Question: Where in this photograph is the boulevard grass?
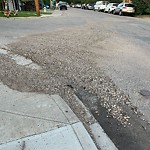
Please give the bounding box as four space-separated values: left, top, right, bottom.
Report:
0 11 52 17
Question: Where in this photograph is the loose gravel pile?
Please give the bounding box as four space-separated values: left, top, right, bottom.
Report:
0 25 132 126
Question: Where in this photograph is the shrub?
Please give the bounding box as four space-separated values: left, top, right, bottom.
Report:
132 0 150 15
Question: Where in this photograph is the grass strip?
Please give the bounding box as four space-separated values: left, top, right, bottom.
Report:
0 11 52 17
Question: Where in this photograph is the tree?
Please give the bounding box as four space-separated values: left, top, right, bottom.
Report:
42 0 49 5
0 0 4 10
132 0 150 14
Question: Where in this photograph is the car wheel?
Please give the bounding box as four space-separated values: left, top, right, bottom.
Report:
113 10 116 15
131 13 135 17
119 11 122 16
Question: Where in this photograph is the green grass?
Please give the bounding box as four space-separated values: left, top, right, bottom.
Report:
0 11 52 17
0 11 4 17
16 11 37 17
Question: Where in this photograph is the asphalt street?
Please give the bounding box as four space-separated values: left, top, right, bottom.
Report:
0 8 150 150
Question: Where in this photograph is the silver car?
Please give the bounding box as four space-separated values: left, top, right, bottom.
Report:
114 3 135 16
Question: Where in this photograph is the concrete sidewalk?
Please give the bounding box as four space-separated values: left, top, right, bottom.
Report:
0 83 98 150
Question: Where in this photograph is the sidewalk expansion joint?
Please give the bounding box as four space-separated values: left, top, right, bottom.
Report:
0 126 70 146
0 109 69 125
51 96 71 124
71 125 85 150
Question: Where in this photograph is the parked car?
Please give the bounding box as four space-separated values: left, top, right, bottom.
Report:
71 4 75 8
104 3 118 13
75 4 82 8
94 1 101 11
81 4 87 9
87 3 95 10
94 1 109 12
59 2 67 10
113 3 135 16
99 1 109 12
67 4 70 8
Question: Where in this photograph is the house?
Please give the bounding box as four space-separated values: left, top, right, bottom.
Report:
1 0 21 11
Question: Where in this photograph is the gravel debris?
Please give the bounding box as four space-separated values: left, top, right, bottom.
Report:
0 25 132 127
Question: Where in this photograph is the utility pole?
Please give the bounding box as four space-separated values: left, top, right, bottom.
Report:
34 0 40 16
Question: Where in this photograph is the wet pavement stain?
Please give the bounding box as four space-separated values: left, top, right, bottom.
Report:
139 90 150 97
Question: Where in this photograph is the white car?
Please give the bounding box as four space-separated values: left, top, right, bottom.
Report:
94 1 109 12
76 4 82 8
104 3 118 13
94 1 102 11
99 1 109 12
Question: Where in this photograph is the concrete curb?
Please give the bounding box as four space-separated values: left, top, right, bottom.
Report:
74 95 118 150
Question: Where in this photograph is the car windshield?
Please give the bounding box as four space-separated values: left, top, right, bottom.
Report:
125 4 134 7
113 3 118 6
59 2 67 5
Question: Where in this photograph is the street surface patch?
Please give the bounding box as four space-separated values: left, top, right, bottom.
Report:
0 47 41 70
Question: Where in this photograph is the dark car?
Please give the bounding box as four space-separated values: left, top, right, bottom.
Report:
59 3 67 10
